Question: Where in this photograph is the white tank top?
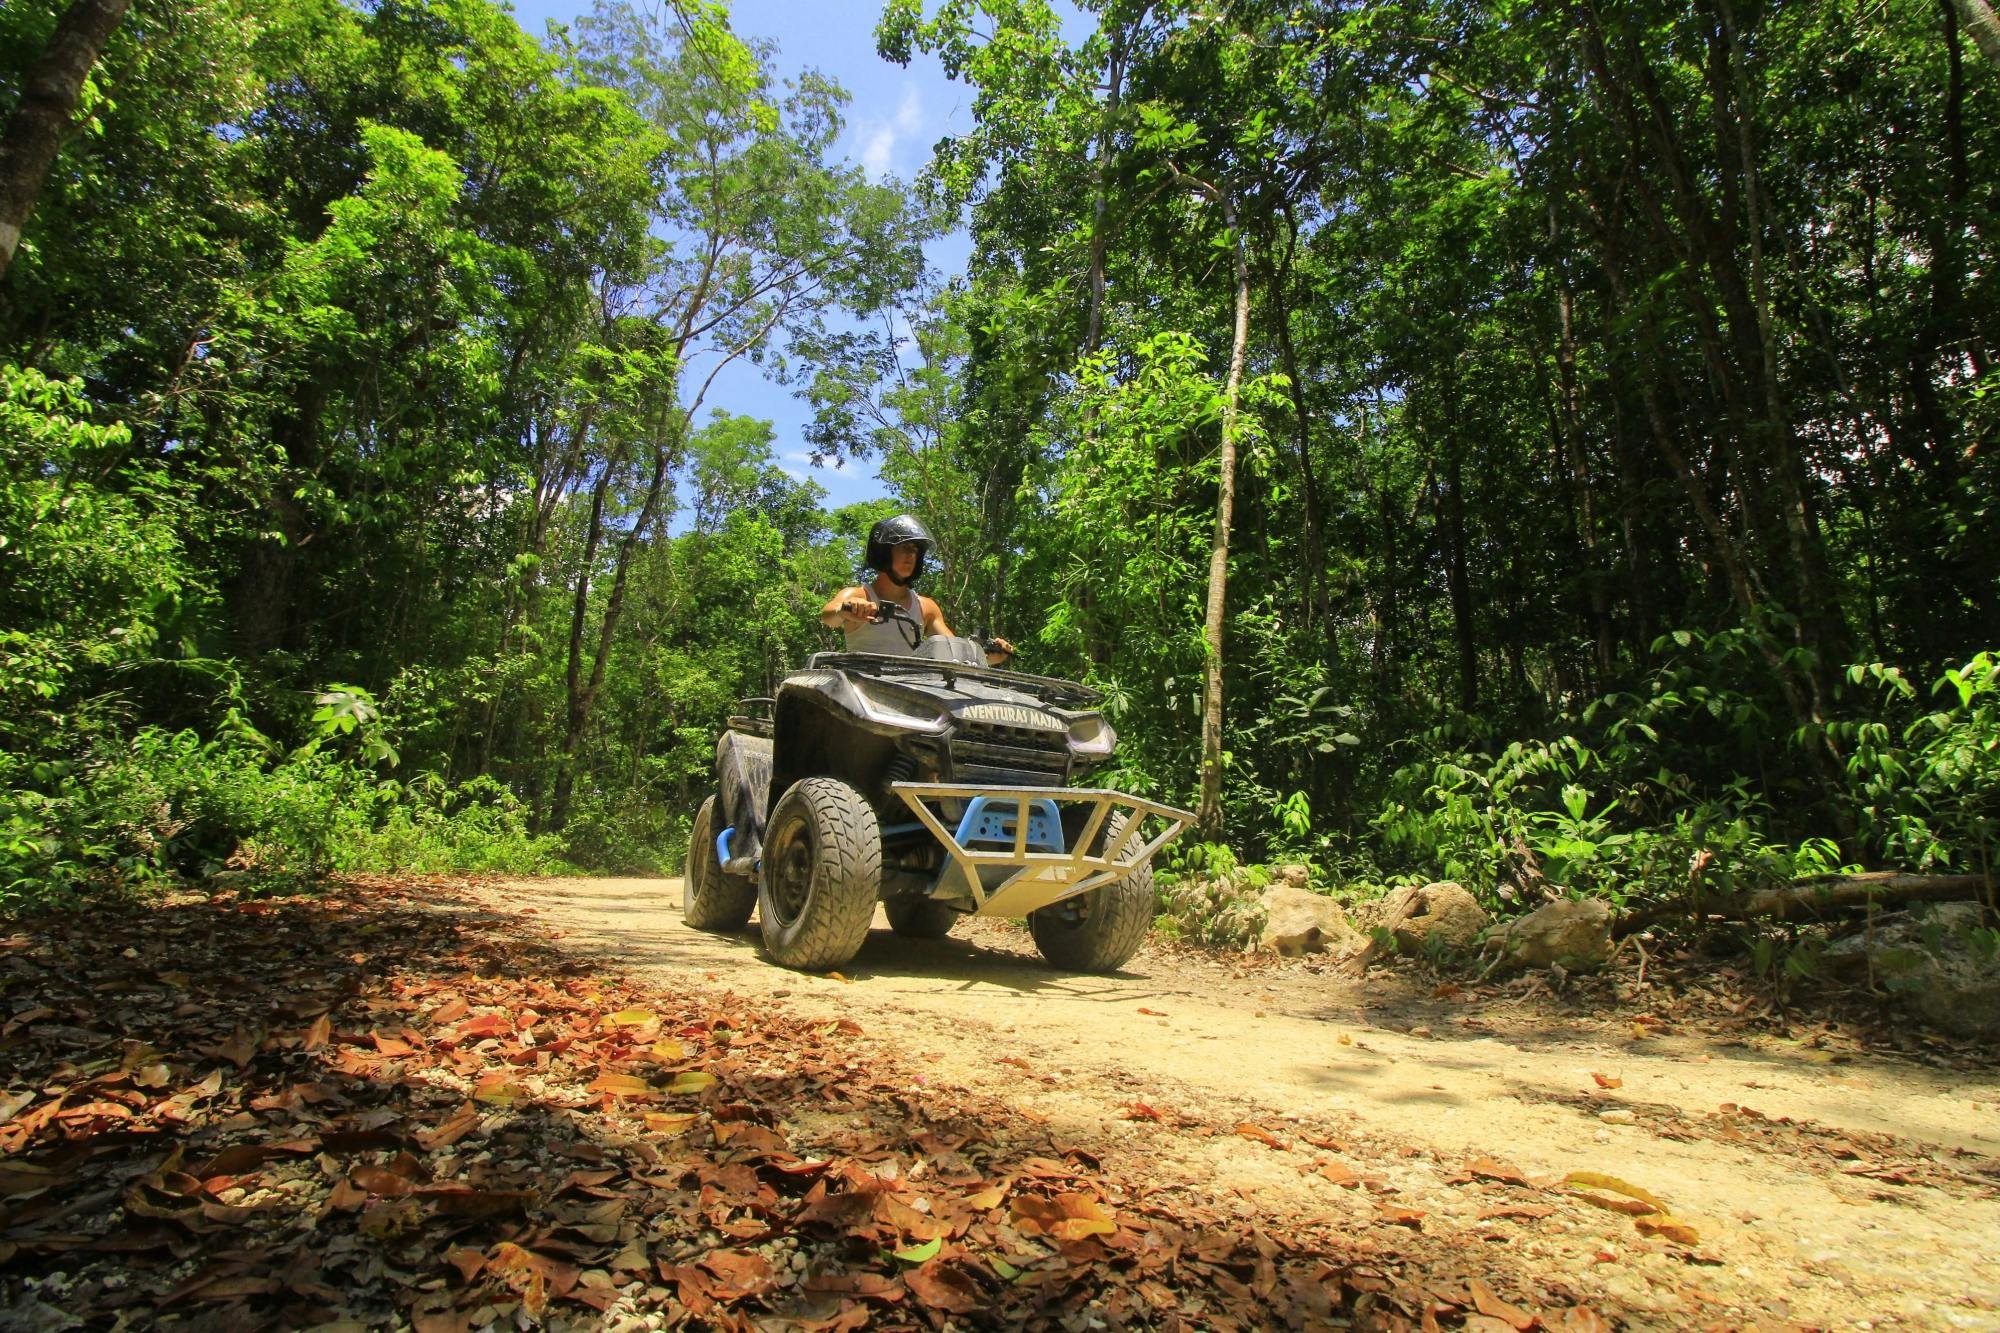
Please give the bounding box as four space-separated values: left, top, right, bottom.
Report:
841 586 924 655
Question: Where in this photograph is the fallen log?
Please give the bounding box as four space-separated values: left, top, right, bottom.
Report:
1617 872 1992 934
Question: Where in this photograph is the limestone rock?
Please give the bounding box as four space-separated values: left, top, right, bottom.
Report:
1256 883 1363 956
1382 881 1490 954
1487 897 1614 972
1275 863 1312 889
1823 901 2000 1039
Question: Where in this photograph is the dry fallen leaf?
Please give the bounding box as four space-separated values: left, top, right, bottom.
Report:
589 1072 654 1098
1470 1277 1536 1330
1590 1071 1623 1089
1235 1122 1288 1149
1635 1214 1701 1245
415 1103 479 1150
1049 1193 1117 1240
1573 1190 1659 1217
1316 1161 1363 1189
907 1260 982 1312
1466 1157 1531 1187
1563 1171 1667 1213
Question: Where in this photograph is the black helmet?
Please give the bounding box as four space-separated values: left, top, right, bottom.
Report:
866 513 936 585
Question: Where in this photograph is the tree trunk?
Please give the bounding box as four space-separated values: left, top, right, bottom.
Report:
1196 187 1251 843
1948 0 2000 69
1444 453 1477 715
1083 19 1132 355
0 0 131 280
551 473 612 830
1268 221 1330 636
1555 267 1614 683
550 434 678 830
1619 872 1993 932
1715 0 1847 676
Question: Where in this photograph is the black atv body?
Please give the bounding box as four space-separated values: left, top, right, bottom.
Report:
684 639 1190 973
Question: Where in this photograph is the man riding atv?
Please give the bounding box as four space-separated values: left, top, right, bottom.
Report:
819 515 1014 666
685 510 1192 975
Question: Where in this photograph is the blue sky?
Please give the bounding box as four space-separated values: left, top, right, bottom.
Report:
504 0 994 513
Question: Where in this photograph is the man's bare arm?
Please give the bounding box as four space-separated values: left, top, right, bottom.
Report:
820 586 875 629
921 596 952 638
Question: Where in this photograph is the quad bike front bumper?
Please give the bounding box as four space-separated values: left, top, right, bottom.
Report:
890 782 1194 918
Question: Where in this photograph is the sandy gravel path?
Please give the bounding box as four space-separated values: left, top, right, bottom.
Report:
479 876 2000 1331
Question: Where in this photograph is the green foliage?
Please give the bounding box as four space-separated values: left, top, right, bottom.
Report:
0 0 934 902
5 0 1998 925
333 775 569 877
1362 650 2000 911
1839 655 2000 876
1153 862 1264 950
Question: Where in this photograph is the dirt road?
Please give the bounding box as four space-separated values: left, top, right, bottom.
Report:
484 876 2000 1331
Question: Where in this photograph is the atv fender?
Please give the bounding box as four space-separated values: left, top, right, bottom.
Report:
715 730 773 871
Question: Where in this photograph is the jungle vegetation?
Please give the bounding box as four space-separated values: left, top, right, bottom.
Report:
2 0 1995 920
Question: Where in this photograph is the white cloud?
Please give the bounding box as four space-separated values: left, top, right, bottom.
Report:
858 82 924 181
778 449 843 483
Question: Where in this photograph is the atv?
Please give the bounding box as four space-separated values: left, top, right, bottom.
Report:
682 602 1192 973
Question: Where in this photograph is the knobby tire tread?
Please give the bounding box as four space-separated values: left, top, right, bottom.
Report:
1030 812 1153 972
684 795 756 931
758 777 879 971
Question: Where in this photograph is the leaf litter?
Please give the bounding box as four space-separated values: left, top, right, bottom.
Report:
0 876 1621 1330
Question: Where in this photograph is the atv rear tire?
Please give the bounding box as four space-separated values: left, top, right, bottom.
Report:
684 795 757 932
884 897 957 939
1030 812 1153 972
757 777 881 971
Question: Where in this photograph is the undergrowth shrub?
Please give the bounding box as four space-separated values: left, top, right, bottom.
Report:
560 786 689 877
1366 644 1999 912
1153 869 1266 949
1155 844 1316 949
0 725 570 914
331 774 569 876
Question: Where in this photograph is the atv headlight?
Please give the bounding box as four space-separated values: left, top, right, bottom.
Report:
854 680 949 733
1067 713 1116 757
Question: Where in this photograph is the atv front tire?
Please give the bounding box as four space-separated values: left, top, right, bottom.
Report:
757 777 881 970
1029 812 1153 972
884 897 957 939
684 795 757 932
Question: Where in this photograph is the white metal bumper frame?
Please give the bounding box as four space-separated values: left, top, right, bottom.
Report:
890 782 1195 918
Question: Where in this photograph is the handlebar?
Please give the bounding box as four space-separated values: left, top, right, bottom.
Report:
844 596 1013 661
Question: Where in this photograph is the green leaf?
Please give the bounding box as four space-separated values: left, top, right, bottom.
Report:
890 1237 942 1265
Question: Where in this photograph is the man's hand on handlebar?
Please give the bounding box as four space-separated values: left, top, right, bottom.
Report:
832 590 877 627
984 636 1015 665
